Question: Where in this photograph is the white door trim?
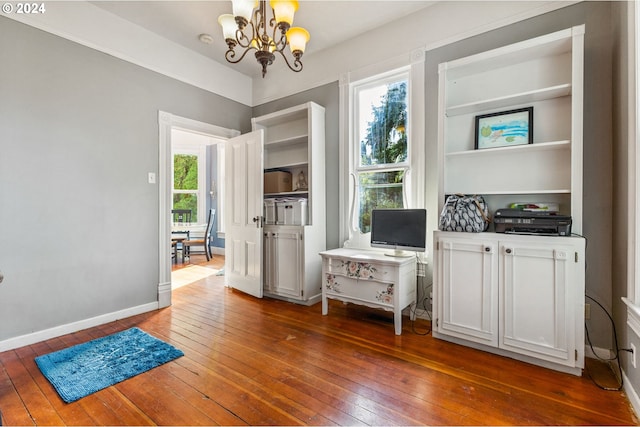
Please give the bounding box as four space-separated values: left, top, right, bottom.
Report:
158 111 240 307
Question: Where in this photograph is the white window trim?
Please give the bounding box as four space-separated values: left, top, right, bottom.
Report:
624 0 640 337
339 48 426 249
217 143 226 238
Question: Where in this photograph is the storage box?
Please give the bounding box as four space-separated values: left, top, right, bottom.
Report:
264 199 277 224
279 198 308 225
264 171 292 194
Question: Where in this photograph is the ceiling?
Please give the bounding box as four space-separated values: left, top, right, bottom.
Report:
91 1 436 78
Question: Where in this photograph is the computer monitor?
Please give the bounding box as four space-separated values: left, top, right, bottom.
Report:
370 208 427 257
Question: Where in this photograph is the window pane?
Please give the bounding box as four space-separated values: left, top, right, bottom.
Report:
358 170 405 233
173 193 197 222
174 154 198 190
358 79 408 167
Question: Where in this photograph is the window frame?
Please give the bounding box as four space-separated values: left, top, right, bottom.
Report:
349 67 413 234
338 49 426 249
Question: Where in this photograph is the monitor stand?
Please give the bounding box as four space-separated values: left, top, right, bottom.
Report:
385 249 414 258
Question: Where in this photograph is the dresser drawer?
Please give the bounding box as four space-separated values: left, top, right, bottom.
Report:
325 258 396 281
324 273 394 308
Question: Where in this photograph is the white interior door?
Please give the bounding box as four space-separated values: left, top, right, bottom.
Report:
224 130 264 298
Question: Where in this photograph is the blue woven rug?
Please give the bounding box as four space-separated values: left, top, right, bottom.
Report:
35 327 184 403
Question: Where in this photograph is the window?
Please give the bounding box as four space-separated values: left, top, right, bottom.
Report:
353 70 410 233
172 153 199 222
171 143 207 224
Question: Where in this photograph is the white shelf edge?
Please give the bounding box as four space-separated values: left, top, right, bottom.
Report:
252 104 309 127
446 84 571 117
265 134 308 147
264 162 308 170
443 189 572 195
265 190 309 197
446 140 570 157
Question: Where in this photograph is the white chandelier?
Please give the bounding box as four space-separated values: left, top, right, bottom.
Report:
218 0 310 78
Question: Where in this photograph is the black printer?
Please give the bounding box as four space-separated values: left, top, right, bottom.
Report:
493 209 572 236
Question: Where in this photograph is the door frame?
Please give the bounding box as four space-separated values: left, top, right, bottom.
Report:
158 111 240 307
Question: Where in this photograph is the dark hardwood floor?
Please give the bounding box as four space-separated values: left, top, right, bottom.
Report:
0 254 637 425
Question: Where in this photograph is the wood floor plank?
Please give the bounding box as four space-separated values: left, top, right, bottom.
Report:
0 254 637 426
0 350 64 425
0 358 35 426
14 342 98 426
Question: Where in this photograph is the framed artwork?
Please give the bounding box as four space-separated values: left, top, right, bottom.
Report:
474 107 533 150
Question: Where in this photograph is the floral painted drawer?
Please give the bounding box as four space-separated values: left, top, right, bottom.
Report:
326 258 395 281
324 273 394 307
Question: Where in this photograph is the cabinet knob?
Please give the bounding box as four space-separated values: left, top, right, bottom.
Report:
484 246 491 252
505 248 512 254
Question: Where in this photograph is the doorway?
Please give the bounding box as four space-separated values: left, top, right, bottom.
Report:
157 111 240 307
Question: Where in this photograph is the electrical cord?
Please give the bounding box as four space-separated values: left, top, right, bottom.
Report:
411 254 432 335
574 233 629 390
584 294 630 391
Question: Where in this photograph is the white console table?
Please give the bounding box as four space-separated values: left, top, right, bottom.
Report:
319 248 417 335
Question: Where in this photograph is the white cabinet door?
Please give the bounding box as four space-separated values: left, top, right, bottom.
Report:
272 229 303 298
263 226 302 298
224 130 264 299
436 235 499 347
500 240 576 366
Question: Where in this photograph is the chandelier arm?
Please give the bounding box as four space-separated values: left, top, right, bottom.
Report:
234 20 255 49
276 49 303 73
270 24 287 52
225 45 256 64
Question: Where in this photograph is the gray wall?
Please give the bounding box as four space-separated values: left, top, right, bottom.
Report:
0 16 251 341
424 1 614 349
253 82 340 250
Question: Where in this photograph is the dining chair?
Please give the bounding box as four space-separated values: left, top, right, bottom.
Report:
171 209 192 224
183 208 215 261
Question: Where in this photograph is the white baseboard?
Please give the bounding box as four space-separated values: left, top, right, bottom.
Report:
585 345 613 360
0 302 159 352
622 368 640 419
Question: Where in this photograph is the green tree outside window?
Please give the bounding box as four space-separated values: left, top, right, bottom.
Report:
173 154 198 222
357 79 408 233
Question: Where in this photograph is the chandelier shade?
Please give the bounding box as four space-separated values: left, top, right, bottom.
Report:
218 0 309 77
286 27 309 54
271 0 298 27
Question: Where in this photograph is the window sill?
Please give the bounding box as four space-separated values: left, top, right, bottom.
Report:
623 297 640 338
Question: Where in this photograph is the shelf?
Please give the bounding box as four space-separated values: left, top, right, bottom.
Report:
265 190 309 197
265 134 307 147
446 140 570 157
446 84 571 117
265 161 307 170
253 104 309 127
466 189 572 195
443 28 573 80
